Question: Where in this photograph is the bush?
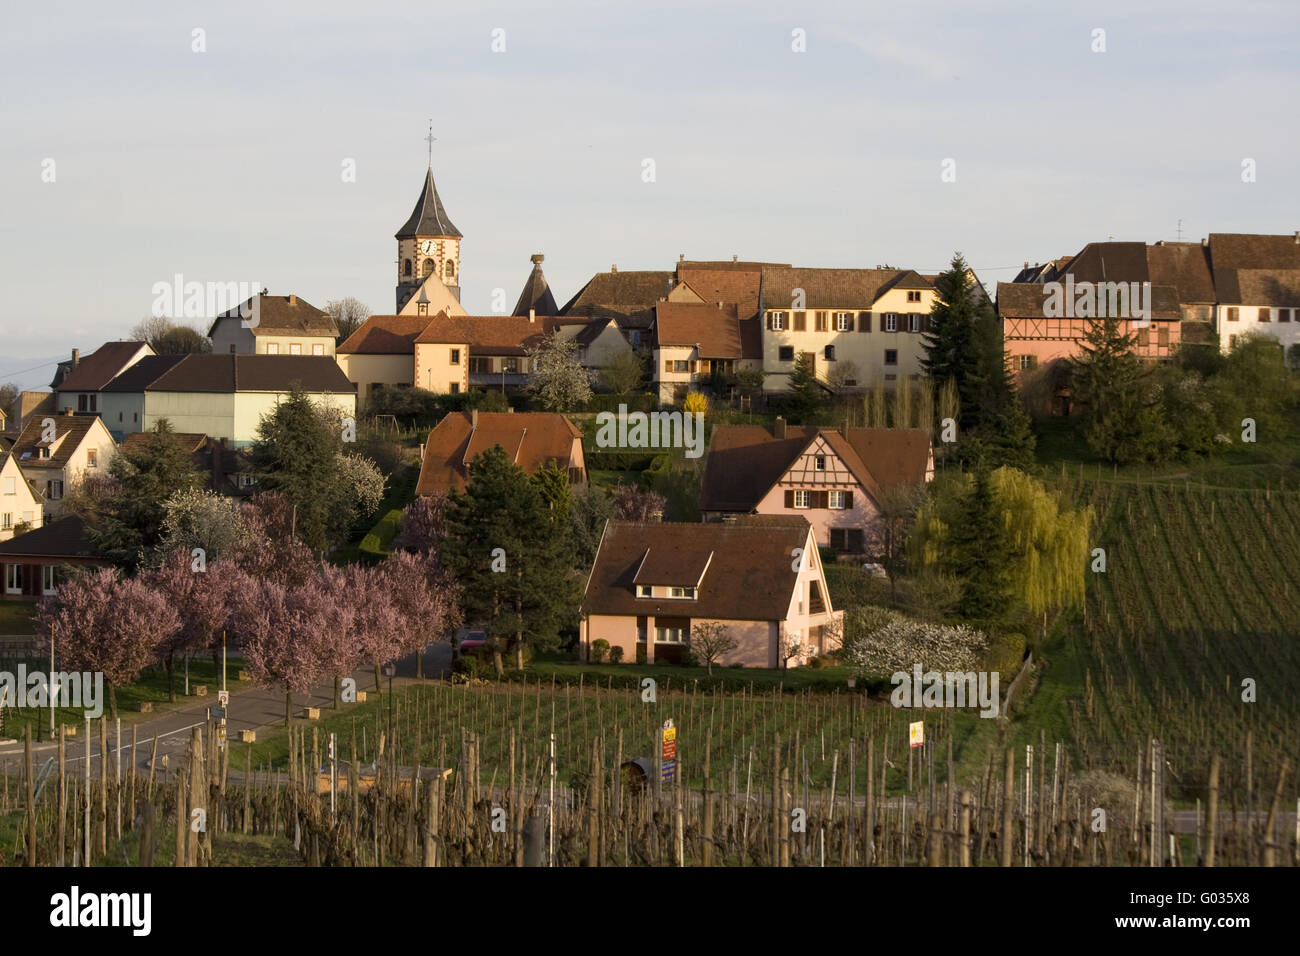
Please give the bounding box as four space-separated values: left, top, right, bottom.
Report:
635 644 647 664
682 391 708 416
609 646 624 664
590 639 610 664
983 632 1026 680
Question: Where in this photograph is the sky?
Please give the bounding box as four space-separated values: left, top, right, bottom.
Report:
2 0 1297 389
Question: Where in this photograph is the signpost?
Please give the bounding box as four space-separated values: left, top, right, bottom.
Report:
661 719 677 785
909 720 925 749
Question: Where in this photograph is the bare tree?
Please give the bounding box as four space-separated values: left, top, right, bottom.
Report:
864 483 924 601
827 360 860 393
690 621 737 675
129 316 211 354
779 629 803 670
324 297 370 343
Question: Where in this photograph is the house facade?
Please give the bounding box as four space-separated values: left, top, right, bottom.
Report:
0 516 111 600
0 452 43 540
1208 233 1300 358
580 517 842 668
651 301 763 403
701 419 933 552
208 294 339 357
8 412 117 519
52 341 154 415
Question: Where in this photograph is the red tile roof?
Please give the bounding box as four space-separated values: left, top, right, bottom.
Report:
653 302 760 359
55 342 151 392
415 412 584 495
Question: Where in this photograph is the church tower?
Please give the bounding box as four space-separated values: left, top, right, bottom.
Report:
395 164 462 312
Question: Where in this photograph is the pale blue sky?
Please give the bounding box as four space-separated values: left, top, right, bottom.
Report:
2 0 1297 388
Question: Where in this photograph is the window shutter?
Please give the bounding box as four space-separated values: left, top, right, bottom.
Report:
664 359 672 373
793 311 806 332
784 490 794 508
814 490 828 509
861 311 872 332
844 491 853 509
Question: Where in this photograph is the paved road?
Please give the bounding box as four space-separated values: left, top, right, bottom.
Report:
0 643 451 777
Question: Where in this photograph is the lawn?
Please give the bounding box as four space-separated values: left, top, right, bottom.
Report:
0 602 35 635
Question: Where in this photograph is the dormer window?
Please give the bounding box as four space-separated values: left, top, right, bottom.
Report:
669 586 696 599
638 585 652 597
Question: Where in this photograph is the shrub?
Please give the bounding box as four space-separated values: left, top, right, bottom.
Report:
982 632 1027 680
590 638 610 664
683 391 708 416
609 646 624 664
842 617 988 676
635 644 647 664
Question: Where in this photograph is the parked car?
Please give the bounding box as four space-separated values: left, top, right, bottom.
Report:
453 628 488 660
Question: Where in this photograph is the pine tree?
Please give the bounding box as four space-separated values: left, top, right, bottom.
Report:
921 254 982 427
786 352 823 423
1069 316 1168 463
251 385 345 550
948 469 1011 628
445 447 580 675
964 309 1036 470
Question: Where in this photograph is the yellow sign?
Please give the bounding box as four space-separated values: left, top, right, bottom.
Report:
909 720 925 749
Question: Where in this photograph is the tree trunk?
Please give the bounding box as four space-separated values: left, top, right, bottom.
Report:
109 683 118 721
492 645 504 679
166 653 176 703
334 675 341 710
284 691 292 726
373 663 381 692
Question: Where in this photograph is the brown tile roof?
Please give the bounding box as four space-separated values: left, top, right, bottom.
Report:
758 267 906 311
995 277 1183 321
1209 233 1300 305
654 302 760 359
1146 242 1216 304
674 268 762 319
1063 242 1150 284
120 431 209 455
415 411 583 495
560 270 674 328
338 314 437 354
700 424 931 512
582 517 813 622
10 413 104 470
100 355 187 392
55 342 152 392
0 515 106 560
212 294 336 337
414 314 582 356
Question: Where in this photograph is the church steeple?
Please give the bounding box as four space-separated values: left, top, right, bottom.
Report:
396 158 463 311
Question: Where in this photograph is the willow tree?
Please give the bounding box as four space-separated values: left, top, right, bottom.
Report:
911 467 1093 634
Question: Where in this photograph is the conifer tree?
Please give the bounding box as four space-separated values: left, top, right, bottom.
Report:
1069 316 1168 463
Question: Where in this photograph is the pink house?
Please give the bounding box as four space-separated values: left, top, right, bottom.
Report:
580 516 841 669
700 419 933 553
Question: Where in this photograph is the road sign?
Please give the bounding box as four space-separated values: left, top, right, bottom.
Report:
217 690 229 707
661 719 677 783
661 759 676 783
909 720 925 749
211 706 227 721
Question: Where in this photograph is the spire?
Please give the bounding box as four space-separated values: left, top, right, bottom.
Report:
395 166 462 239
512 253 558 316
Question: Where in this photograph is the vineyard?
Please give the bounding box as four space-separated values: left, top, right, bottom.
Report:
1022 478 1300 809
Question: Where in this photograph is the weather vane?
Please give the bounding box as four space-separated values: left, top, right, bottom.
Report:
425 120 436 166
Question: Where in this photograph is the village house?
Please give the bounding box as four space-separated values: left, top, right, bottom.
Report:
415 409 586 495
98 354 356 445
580 516 842 668
8 411 117 519
700 418 933 553
0 451 43 540
208 293 339 357
1208 232 1300 358
0 515 111 600
650 301 763 403
50 341 155 416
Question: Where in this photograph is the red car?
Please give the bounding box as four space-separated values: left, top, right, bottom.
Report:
455 629 488 658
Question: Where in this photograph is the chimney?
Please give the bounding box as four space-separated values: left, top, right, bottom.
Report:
288 294 297 306
1294 231 1299 244
679 254 685 262
717 301 723 309
774 416 786 440
732 254 738 262
529 308 535 323
471 408 479 428
64 407 75 416
1023 262 1028 269
71 348 80 367
611 264 618 273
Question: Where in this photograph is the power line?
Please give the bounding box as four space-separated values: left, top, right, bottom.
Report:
0 358 60 380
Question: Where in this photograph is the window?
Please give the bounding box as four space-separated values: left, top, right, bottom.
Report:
793 311 806 332
119 412 123 422
769 311 787 331
884 313 899 332
815 455 826 471
1258 308 1271 322
884 349 898 366
2 477 13 495
47 479 63 500
266 343 280 355
417 302 428 316
793 490 811 509
449 383 460 394
829 490 850 509
859 311 873 333
669 586 696 599
824 345 836 361
908 314 922 333
450 349 461 365
133 413 138 423
778 346 794 362
1228 334 1237 349
1 513 10 530
654 624 687 644
39 447 50 459
87 448 98 468
815 311 827 332
289 343 302 355
78 394 88 412
503 358 520 373
1018 354 1038 371
1136 328 1150 347
1158 326 1169 347
469 357 490 374
1280 309 1292 323
422 258 435 277
638 585 653 597
239 475 255 488
5 564 21 594
42 566 57 595
403 259 412 277
672 360 690 373
312 343 324 356
907 290 922 303
808 580 825 614
830 528 865 552
229 345 236 354
835 312 853 331
1227 307 1239 322
445 260 455 280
